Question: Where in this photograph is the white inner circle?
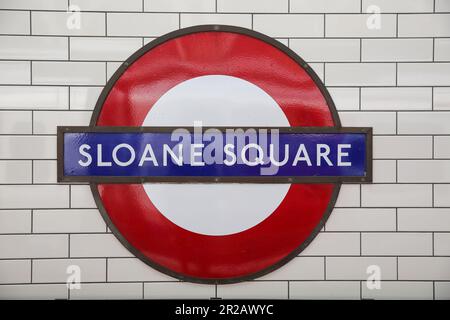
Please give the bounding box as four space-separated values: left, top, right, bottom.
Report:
142 75 291 236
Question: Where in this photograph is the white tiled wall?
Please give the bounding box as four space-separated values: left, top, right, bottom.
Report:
0 0 449 300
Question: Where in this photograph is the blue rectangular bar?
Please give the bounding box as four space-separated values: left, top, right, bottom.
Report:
60 128 371 182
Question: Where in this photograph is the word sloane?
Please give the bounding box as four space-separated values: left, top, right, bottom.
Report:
58 126 372 183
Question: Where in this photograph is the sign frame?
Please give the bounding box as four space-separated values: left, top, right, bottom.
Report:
57 125 372 184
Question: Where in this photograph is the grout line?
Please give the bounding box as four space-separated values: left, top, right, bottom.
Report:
359 232 362 256
359 38 362 62
433 281 435 300
1 231 450 237
68 86 71 109
3 34 450 40
395 111 398 135
0 256 449 265
431 86 435 110
432 232 435 255
30 258 33 283
395 63 398 86
3 59 450 64
0 279 447 288
359 281 362 300
432 135 435 159
1 9 450 14
396 256 399 280
358 87 361 110
1 84 450 89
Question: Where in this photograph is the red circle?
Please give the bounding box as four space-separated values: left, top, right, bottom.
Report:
93 29 338 282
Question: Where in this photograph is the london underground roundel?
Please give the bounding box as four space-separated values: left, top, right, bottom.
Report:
58 25 372 283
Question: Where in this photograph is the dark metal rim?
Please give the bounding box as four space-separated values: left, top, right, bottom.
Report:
88 25 344 284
